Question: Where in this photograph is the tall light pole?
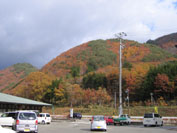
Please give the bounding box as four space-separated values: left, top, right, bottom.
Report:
115 32 127 116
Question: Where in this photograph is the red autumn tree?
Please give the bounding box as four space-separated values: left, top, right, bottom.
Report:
154 74 174 100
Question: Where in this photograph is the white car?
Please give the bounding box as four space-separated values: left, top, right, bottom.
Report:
0 112 16 126
0 126 16 133
91 115 107 131
143 113 163 127
38 113 51 124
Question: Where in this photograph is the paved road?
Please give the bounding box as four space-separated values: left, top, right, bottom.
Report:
38 119 177 133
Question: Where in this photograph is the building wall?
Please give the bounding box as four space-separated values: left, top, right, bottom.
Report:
0 103 42 114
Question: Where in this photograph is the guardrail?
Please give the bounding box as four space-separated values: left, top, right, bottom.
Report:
51 115 177 124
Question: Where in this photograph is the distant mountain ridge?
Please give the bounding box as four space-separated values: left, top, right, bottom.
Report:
0 63 37 93
147 32 177 54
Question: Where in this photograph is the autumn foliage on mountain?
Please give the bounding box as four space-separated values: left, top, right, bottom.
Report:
147 32 177 54
1 34 177 106
0 63 37 93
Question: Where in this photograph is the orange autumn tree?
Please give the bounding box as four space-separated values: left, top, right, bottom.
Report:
66 84 84 107
82 89 96 106
96 87 111 105
82 88 111 106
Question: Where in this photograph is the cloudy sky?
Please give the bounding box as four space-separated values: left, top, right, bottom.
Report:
0 0 177 70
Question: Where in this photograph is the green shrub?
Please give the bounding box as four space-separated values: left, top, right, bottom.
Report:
142 44 173 62
13 63 37 76
123 60 132 70
87 40 117 72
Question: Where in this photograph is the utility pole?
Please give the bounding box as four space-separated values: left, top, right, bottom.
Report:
115 32 127 116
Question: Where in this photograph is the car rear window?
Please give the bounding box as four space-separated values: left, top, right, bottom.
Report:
19 113 36 120
39 114 45 117
154 114 159 117
144 114 153 118
93 116 104 121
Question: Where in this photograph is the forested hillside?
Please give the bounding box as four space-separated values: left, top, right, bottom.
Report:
0 63 37 93
7 38 177 107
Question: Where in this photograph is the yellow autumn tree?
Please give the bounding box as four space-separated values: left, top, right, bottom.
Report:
13 72 53 101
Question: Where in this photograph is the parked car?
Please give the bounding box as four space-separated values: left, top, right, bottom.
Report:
0 112 16 126
104 116 114 125
38 113 51 124
91 115 107 131
73 113 82 119
12 111 38 133
0 125 16 133
143 113 163 127
113 114 131 125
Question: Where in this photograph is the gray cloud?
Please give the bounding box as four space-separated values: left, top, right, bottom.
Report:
0 0 177 70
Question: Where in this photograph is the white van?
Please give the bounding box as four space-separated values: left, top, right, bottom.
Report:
38 113 51 124
143 113 163 127
12 111 38 133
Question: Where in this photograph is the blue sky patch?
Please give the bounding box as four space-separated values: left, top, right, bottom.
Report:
173 1 177 9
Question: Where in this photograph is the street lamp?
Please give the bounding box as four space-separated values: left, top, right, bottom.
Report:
115 32 127 116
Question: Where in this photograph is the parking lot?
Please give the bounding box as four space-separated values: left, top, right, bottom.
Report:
36 119 177 133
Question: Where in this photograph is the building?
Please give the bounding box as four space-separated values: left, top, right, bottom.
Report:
0 93 52 114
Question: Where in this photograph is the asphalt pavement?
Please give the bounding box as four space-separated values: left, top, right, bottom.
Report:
37 119 177 133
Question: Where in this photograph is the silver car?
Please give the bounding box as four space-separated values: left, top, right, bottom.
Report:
91 115 107 131
12 111 38 133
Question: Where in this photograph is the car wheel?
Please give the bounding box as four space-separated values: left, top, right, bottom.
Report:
114 123 116 126
155 122 158 127
42 120 45 124
161 122 163 126
144 125 147 127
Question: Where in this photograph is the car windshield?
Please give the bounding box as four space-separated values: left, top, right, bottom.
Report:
93 116 104 121
19 113 36 120
144 114 153 118
1 113 8 117
7 113 16 117
120 115 126 117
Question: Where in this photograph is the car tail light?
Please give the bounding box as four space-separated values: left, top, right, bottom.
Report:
16 120 19 125
35 120 38 125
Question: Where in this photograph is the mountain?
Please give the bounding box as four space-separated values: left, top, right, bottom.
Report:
41 39 176 78
147 33 177 54
0 63 38 93
4 38 177 104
